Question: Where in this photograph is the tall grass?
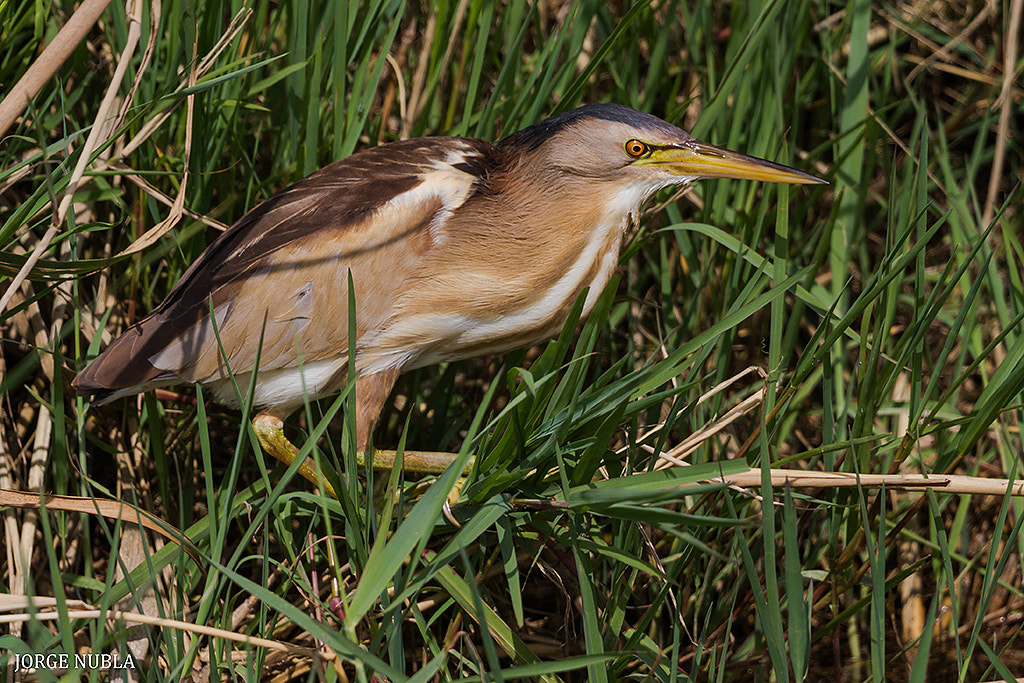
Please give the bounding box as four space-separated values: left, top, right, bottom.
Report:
1 0 1022 680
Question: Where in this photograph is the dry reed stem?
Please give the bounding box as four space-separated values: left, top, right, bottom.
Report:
110 163 228 231
713 469 1024 497
0 596 324 661
0 488 203 566
982 0 1022 226
0 0 142 317
0 0 116 138
115 26 197 257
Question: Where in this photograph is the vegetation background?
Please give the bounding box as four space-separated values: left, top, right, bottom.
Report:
1 0 1022 680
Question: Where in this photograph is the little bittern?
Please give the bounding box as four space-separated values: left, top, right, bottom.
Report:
74 104 823 490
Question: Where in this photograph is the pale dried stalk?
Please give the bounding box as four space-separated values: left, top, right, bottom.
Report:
111 164 227 230
111 0 161 135
891 373 925 658
384 53 409 138
712 469 1024 497
408 0 469 125
0 266 60 636
899 1 998 83
655 390 764 469
622 366 765 457
9 236 79 640
0 597 323 660
405 10 437 126
0 0 142 317
11 404 53 603
1 5 253 314
0 355 24 640
0 0 116 138
0 488 198 560
982 0 1022 227
114 7 252 160
115 31 197 258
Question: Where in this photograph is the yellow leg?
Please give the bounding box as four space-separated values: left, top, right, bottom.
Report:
348 369 473 510
360 449 475 476
252 415 473 504
363 450 474 519
252 414 338 499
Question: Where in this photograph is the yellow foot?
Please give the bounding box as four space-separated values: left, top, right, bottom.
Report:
252 414 338 499
360 449 474 513
251 415 473 508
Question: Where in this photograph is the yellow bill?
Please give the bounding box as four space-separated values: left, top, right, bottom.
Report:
642 141 826 185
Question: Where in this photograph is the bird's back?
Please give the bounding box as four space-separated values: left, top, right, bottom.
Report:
73 137 497 407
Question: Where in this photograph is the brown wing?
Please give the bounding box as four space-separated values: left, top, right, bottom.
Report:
73 137 495 404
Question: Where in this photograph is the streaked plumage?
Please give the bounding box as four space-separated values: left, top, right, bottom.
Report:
74 103 823 478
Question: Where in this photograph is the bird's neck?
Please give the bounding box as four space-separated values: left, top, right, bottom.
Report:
488 173 638 323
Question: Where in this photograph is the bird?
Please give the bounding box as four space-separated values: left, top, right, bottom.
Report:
73 103 824 495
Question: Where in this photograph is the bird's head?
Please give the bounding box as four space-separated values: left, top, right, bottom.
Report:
500 103 824 206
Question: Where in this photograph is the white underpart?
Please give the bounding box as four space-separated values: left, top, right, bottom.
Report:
208 357 346 409
383 147 479 245
360 179 668 375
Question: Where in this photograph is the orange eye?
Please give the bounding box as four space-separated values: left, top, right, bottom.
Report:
624 139 650 158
